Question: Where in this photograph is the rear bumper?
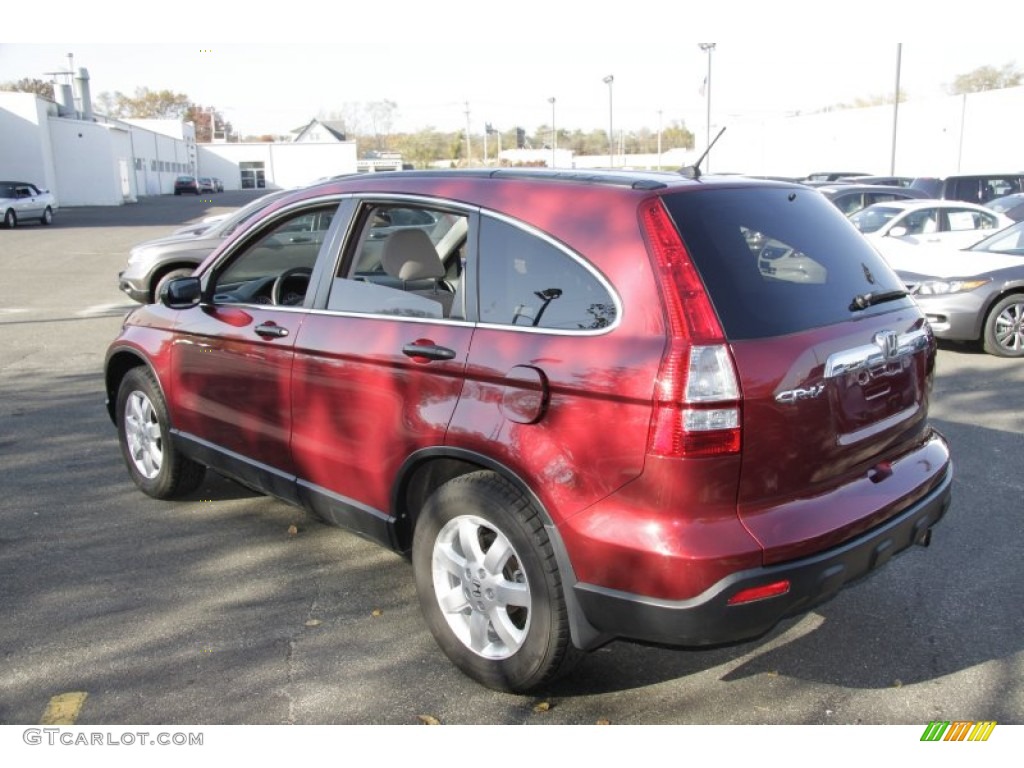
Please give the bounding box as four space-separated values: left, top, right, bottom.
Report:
570 463 952 649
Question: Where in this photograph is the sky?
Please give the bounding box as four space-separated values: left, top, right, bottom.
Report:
3 3 1022 140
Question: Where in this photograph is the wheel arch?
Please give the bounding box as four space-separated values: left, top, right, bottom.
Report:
104 349 161 425
391 447 555 555
148 262 199 302
392 447 611 652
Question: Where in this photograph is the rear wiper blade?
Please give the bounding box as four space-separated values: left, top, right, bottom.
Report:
849 289 908 312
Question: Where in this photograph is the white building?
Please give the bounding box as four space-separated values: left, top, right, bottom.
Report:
0 90 359 206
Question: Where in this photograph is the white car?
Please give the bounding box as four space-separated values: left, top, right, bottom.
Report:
1 180 58 228
849 199 1012 262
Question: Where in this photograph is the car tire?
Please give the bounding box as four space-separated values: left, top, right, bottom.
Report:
3 208 15 228
982 294 1024 357
153 267 195 304
116 367 205 499
40 207 53 225
412 471 581 692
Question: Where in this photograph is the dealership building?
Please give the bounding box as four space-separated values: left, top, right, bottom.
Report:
0 70 361 207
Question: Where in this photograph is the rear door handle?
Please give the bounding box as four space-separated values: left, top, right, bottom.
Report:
403 342 456 361
255 322 289 339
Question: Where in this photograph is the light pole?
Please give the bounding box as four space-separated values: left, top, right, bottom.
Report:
548 97 557 168
657 109 663 169
464 101 472 167
603 75 614 167
890 43 902 175
698 43 716 172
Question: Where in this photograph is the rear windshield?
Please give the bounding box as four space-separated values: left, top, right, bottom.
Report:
662 187 911 340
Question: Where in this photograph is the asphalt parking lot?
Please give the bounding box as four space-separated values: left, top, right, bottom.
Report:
0 192 1022 726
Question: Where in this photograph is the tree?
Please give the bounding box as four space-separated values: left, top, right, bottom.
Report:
186 105 235 143
97 87 191 119
366 99 398 151
817 90 909 112
947 62 1022 94
0 78 55 98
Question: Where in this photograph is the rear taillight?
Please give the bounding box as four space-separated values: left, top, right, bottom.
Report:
641 199 741 458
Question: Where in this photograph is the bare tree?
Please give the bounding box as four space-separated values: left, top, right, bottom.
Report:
0 78 55 99
947 62 1022 94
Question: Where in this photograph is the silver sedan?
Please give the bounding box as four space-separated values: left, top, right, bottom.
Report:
0 180 58 228
898 221 1024 357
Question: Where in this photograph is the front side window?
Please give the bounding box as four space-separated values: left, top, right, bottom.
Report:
898 208 938 235
210 205 336 306
477 217 617 331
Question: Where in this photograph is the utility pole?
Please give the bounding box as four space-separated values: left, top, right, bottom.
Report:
890 43 902 175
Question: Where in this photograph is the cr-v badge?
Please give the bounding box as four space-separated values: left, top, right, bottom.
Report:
775 383 825 404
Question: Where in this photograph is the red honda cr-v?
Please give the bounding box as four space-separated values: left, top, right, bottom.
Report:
105 169 952 691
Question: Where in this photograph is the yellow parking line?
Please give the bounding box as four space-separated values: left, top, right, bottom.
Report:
40 692 88 725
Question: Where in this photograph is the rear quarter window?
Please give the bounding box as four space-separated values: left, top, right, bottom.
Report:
662 187 911 340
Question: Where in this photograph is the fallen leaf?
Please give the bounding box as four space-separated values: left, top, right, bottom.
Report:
892 679 902 688
287 525 298 536
372 609 383 617
417 714 441 725
305 619 321 627
596 718 611 725
533 701 551 713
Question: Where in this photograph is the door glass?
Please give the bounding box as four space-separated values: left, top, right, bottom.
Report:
211 206 335 306
327 202 467 319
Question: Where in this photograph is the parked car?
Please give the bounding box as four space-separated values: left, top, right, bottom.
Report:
910 174 1024 205
985 192 1024 222
802 171 871 183
836 175 915 187
0 180 57 228
104 170 952 692
897 220 1024 356
173 175 201 195
197 177 217 193
817 183 925 216
119 189 297 303
849 199 1013 260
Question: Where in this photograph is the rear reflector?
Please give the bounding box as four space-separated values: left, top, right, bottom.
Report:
727 580 791 606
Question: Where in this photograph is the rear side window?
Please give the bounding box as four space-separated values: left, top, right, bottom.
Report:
477 216 618 331
662 187 910 340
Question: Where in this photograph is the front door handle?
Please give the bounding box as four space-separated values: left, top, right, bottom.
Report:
255 322 289 339
403 341 456 362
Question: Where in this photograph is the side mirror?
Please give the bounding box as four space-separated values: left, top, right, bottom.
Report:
888 225 909 238
161 276 202 309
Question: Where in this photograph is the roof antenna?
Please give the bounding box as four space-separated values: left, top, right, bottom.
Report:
680 126 726 179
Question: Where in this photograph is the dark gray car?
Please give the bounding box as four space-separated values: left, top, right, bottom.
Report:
898 220 1024 357
118 189 295 303
817 183 925 216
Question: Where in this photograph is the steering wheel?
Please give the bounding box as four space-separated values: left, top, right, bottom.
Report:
271 267 313 306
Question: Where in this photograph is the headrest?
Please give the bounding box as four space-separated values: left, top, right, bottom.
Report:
381 229 445 281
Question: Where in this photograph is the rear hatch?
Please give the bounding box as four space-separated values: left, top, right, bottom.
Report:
662 184 941 564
